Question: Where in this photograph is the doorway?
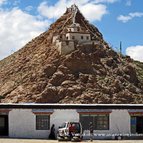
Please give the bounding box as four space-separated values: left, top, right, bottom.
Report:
136 116 143 134
0 115 9 136
131 116 143 134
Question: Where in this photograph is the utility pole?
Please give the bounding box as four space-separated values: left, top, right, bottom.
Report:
119 41 122 55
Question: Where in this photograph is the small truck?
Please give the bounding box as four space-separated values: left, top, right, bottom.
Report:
57 122 82 141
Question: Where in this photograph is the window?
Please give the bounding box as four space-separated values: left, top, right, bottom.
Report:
77 27 80 31
66 41 69 45
131 116 143 134
96 115 109 130
81 36 83 39
86 36 89 40
60 123 66 128
80 114 109 130
36 115 50 130
0 117 5 127
66 36 68 40
72 36 75 40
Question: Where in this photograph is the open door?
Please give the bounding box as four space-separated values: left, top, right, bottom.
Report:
131 116 143 134
136 116 143 134
0 115 9 136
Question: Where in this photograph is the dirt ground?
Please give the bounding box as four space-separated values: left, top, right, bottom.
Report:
0 139 143 143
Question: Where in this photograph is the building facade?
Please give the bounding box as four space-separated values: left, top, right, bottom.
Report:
52 22 95 55
0 104 143 139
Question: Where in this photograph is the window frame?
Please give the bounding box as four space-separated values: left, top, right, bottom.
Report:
72 36 75 40
95 114 109 130
66 41 69 45
36 114 50 130
80 114 109 131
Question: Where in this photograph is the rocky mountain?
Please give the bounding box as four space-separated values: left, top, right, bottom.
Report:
0 5 143 103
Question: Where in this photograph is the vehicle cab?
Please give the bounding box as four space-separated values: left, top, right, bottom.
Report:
57 122 82 141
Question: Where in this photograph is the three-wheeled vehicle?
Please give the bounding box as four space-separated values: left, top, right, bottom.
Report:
57 122 82 142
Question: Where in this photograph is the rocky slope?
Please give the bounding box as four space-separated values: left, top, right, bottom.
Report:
0 5 143 103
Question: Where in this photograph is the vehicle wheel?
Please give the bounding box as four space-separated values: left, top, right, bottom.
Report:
65 136 71 141
57 137 64 141
71 137 81 142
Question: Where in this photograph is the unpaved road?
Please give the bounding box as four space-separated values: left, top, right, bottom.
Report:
0 139 143 143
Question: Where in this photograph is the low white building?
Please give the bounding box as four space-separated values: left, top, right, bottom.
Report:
0 104 143 139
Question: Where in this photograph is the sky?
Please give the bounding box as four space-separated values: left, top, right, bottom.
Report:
0 0 143 62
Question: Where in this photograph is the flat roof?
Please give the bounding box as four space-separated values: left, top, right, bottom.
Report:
0 103 143 109
66 31 90 34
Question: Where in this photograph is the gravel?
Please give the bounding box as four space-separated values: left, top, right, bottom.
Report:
0 139 143 143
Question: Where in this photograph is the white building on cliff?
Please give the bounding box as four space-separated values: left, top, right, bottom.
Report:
52 5 96 55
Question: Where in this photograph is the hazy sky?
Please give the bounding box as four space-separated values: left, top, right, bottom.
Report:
0 0 143 62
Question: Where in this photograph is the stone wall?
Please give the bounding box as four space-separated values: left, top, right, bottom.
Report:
56 40 75 55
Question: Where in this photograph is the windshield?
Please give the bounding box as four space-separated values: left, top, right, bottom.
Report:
70 122 81 133
60 123 66 128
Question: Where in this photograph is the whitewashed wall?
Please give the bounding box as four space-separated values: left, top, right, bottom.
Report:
56 40 75 55
8 109 130 139
110 110 130 134
82 110 130 139
9 109 79 138
66 33 91 42
9 109 50 138
90 110 130 134
51 109 79 131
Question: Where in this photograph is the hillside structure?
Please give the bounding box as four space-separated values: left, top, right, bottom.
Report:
1 104 143 139
52 4 96 55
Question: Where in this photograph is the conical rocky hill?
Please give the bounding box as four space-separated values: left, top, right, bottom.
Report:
0 5 143 103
